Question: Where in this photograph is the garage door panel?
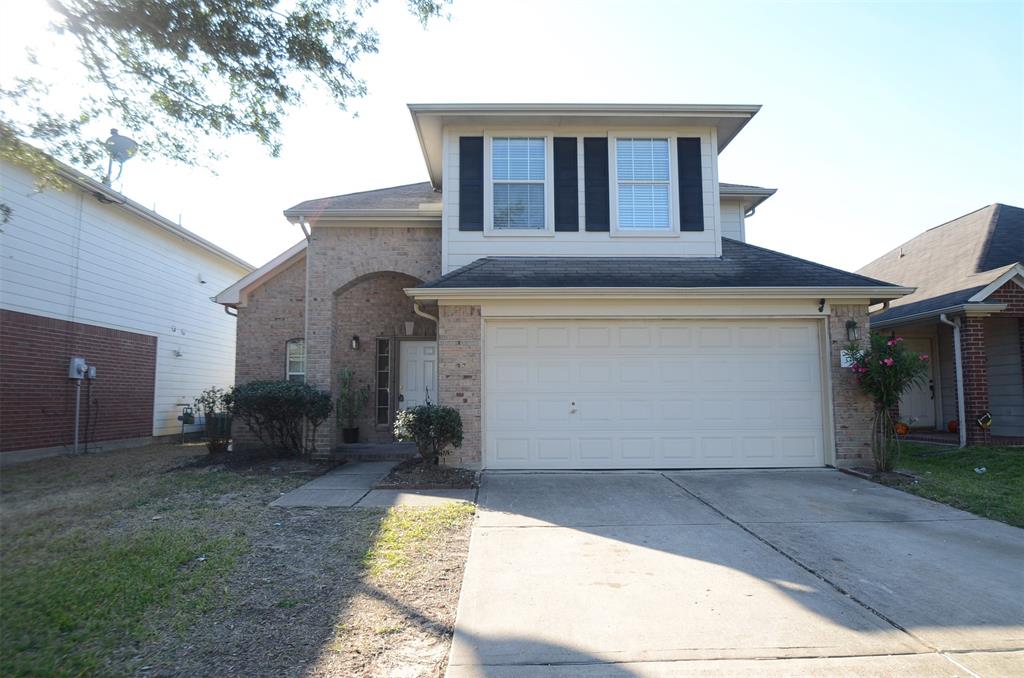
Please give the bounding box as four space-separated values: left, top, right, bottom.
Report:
485 319 826 469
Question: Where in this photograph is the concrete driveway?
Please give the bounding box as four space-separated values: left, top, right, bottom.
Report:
446 470 1024 677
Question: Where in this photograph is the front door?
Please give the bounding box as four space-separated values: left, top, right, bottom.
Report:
900 337 935 428
399 341 438 409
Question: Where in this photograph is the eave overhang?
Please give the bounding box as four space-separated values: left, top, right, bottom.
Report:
405 285 914 305
870 302 1009 329
409 103 762 189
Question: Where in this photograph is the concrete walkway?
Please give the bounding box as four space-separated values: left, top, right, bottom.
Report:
447 470 1024 677
270 461 476 508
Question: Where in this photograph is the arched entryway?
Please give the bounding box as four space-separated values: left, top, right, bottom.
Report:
331 272 435 445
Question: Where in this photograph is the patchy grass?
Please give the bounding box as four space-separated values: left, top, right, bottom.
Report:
363 502 476 577
1 443 475 677
895 443 1024 527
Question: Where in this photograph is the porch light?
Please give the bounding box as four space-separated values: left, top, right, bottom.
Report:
350 335 360 351
845 319 860 342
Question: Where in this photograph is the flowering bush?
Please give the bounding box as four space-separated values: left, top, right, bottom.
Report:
846 333 930 471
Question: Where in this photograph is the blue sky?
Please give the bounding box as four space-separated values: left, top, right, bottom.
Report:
3 0 1022 272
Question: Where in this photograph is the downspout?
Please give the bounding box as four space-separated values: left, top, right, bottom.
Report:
939 314 967 448
298 216 311 241
223 305 237 317
413 303 438 324
869 300 890 316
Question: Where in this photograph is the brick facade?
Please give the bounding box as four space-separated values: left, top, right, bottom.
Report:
437 305 482 467
960 317 991 444
828 304 875 466
333 272 435 443
0 310 156 453
306 226 441 450
235 256 306 384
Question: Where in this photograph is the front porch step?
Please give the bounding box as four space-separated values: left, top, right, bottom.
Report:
328 442 418 461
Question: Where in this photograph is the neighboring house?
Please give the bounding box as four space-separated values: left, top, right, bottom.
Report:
858 204 1024 445
0 156 253 464
216 103 910 470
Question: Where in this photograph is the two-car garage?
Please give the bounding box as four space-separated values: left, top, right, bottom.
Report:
483 318 830 469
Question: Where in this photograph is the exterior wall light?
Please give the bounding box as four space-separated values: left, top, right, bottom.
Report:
845 319 860 342
350 335 360 351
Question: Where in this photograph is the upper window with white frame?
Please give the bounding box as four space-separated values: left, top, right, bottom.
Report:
286 338 305 383
491 137 546 229
615 138 671 230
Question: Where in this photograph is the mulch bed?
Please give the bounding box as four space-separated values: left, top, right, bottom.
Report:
176 447 339 477
375 458 478 489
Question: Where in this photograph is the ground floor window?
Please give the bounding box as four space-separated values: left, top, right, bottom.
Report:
286 338 305 383
375 339 391 425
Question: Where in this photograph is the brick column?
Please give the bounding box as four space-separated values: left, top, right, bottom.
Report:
305 230 336 455
438 305 482 468
959 317 991 445
829 304 874 466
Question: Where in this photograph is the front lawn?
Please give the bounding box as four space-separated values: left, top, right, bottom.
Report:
895 443 1024 527
0 443 474 677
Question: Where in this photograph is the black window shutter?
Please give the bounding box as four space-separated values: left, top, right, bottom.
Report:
553 137 579 232
459 136 483 231
677 137 704 231
583 137 610 231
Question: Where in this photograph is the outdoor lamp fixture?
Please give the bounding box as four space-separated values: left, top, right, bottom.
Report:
350 335 360 351
846 319 860 341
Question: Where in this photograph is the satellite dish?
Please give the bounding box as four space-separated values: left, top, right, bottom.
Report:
103 128 138 185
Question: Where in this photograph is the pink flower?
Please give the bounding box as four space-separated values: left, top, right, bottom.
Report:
919 354 929 361
882 357 895 366
887 336 904 346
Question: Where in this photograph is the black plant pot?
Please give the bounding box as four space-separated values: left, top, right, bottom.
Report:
341 427 359 444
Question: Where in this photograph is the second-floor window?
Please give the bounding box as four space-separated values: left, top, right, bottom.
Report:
286 338 305 383
491 137 546 229
615 138 671 230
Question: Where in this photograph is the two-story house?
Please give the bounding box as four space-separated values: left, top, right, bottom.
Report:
216 103 911 469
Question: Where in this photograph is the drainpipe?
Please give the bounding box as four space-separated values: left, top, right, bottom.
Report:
298 216 311 241
939 314 967 448
869 300 890 316
413 303 438 324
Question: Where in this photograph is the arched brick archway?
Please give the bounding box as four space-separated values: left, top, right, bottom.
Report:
330 271 434 445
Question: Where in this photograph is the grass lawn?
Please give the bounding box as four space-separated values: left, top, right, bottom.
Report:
895 442 1024 527
0 444 475 677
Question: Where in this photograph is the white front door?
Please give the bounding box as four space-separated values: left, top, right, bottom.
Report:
399 341 438 409
484 319 828 470
899 338 935 428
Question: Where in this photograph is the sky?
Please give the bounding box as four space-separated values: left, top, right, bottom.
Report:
2 0 1022 272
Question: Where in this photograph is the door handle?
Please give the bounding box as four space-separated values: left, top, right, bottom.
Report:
569 400 577 414
929 380 935 400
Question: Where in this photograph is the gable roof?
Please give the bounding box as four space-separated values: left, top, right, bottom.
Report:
411 238 908 302
858 204 1024 325
214 239 306 307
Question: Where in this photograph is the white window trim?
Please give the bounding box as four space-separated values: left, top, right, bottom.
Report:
483 132 555 236
608 131 683 238
286 338 305 383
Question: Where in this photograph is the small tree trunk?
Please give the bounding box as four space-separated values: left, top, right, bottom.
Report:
871 406 900 472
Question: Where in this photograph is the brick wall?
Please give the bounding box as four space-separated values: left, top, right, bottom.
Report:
437 305 481 467
333 272 434 443
0 310 156 453
987 280 1024 316
233 255 305 446
306 225 441 451
960 317 991 444
828 304 874 466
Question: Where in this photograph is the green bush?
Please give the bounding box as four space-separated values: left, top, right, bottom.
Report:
393 404 463 464
228 380 332 456
193 386 232 454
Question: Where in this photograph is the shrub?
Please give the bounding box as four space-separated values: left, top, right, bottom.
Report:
846 333 930 471
335 368 370 430
393 404 463 465
193 386 232 454
228 380 333 457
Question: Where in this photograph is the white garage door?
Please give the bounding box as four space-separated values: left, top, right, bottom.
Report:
484 319 827 469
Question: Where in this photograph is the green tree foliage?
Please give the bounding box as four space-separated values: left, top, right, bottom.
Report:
393 403 463 465
0 0 450 207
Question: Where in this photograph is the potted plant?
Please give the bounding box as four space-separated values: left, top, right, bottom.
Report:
335 369 369 444
846 333 930 472
194 386 232 454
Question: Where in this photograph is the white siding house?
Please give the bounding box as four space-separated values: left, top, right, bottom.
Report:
1 158 252 460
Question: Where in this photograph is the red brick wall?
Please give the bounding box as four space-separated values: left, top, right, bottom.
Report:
0 310 156 453
960 316 991 445
987 280 1024 316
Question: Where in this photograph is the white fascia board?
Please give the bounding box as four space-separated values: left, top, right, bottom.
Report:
405 285 915 302
967 263 1024 302
214 240 307 306
284 209 442 223
870 302 1009 329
